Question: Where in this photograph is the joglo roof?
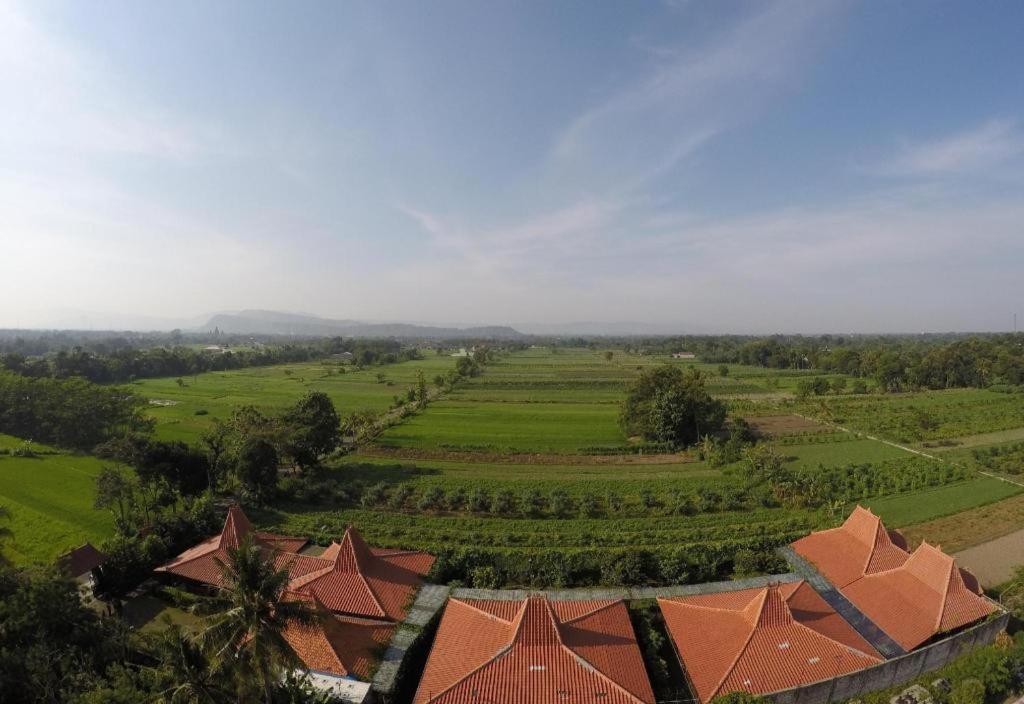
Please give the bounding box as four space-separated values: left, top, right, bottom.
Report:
414 595 656 704
155 505 433 623
659 582 882 703
792 505 996 651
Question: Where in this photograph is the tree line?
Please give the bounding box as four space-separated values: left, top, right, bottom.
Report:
0 337 425 384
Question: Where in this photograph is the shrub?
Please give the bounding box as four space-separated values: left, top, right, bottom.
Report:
470 565 500 589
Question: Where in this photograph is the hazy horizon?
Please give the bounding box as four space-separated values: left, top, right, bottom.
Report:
2 1 1023 333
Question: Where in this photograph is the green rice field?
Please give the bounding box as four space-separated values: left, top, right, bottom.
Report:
0 434 114 565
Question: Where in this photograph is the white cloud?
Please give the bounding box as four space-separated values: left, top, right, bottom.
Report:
877 119 1024 176
551 0 846 190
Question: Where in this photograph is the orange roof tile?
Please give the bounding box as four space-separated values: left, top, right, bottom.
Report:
842 542 996 651
659 582 882 704
413 596 655 704
281 592 394 681
155 505 313 587
289 526 434 622
792 508 996 651
792 506 910 588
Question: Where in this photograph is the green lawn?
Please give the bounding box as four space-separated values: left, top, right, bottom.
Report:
0 437 114 565
131 356 458 443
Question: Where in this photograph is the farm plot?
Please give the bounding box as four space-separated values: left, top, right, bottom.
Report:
792 388 1024 444
132 356 456 443
0 435 114 565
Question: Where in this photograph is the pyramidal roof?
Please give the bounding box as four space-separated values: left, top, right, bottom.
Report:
217 505 255 550
792 505 910 588
843 540 996 650
155 505 313 587
414 595 656 704
659 582 882 704
793 507 997 651
288 525 433 622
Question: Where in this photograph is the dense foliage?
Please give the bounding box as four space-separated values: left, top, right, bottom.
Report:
0 335 423 384
0 370 152 450
620 365 727 448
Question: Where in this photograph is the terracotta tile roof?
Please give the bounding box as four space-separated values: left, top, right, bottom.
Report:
842 541 997 651
281 592 394 681
289 526 434 622
792 505 910 588
155 505 313 588
413 595 655 704
57 543 107 577
659 582 882 704
792 507 996 651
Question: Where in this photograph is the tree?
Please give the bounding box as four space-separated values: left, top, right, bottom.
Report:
604 351 614 362
149 625 232 704
718 365 729 377
281 392 341 470
94 466 136 532
194 538 315 704
621 365 726 449
201 419 232 492
233 438 279 505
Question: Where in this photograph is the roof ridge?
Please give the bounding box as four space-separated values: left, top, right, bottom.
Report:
708 590 764 701
354 564 388 619
421 608 518 704
509 595 565 647
789 619 880 662
558 639 650 704
559 598 623 625
449 598 517 624
933 549 957 631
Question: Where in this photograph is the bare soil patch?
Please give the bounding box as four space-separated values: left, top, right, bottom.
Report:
359 446 695 465
902 492 1024 554
954 529 1024 587
744 414 827 437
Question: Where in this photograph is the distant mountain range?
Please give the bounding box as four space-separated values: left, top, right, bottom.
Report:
204 310 524 339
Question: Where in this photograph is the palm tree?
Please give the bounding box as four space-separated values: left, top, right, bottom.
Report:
193 537 315 704
149 626 232 704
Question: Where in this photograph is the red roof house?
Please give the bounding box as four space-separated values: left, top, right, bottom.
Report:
281 592 395 681
414 595 656 704
842 541 996 651
792 505 910 588
288 526 434 622
659 582 882 703
155 505 319 588
792 506 996 651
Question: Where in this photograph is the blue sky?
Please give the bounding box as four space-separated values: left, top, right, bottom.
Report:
1 0 1022 332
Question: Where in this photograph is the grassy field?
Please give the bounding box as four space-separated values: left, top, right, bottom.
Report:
863 476 1022 528
792 388 1024 444
373 348 852 454
0 434 114 565
132 356 458 443
12 345 1024 584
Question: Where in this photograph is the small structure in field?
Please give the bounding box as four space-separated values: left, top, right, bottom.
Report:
57 543 108 587
672 351 696 359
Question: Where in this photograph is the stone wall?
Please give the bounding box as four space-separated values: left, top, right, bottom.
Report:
767 613 1010 704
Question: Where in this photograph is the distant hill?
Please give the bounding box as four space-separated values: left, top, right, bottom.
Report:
203 310 524 339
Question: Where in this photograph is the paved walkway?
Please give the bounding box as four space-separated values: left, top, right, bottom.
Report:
955 527 1024 587
371 584 451 697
